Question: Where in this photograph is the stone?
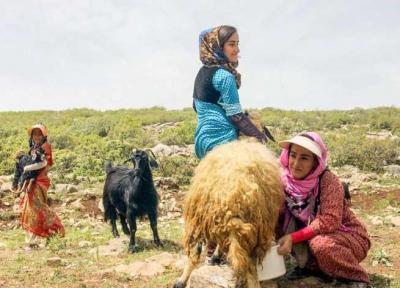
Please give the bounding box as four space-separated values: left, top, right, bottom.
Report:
384 165 400 177
78 241 92 248
369 216 384 226
114 261 165 278
366 131 395 140
188 265 235 288
390 216 400 227
146 252 179 268
98 198 104 213
152 143 173 157
70 198 84 210
90 237 127 257
55 184 78 194
0 183 12 193
47 257 63 267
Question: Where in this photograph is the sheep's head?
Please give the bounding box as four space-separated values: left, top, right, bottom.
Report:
129 149 158 170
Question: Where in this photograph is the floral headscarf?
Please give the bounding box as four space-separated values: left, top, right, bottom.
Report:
279 132 328 229
198 26 241 88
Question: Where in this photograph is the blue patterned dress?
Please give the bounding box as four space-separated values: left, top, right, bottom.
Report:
194 68 243 159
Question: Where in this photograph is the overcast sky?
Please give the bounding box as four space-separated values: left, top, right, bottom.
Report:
0 0 399 111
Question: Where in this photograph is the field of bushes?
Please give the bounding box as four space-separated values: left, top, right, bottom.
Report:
1 106 400 287
0 106 399 186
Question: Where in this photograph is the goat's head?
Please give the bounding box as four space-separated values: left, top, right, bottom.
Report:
127 149 158 170
31 147 46 162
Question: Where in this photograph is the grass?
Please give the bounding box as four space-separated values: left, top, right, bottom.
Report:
0 218 184 287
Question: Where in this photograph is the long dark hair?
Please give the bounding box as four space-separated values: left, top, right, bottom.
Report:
218 25 237 48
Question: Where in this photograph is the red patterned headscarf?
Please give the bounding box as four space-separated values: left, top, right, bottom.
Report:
279 132 328 227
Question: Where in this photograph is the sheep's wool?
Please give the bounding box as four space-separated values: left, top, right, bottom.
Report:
183 139 283 270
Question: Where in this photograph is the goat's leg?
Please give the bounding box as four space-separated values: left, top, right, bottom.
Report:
173 243 202 288
111 217 120 238
26 179 34 193
106 206 119 238
119 214 130 236
148 210 162 247
126 208 137 253
18 180 27 193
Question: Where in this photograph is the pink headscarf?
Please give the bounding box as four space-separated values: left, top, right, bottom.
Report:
280 132 328 227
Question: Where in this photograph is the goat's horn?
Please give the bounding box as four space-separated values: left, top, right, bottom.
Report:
145 148 157 159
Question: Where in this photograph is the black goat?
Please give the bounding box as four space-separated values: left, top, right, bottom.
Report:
13 147 46 192
103 149 161 253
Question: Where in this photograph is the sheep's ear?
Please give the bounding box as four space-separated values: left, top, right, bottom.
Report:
263 126 276 142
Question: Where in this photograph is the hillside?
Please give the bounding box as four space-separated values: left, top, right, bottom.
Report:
0 107 399 287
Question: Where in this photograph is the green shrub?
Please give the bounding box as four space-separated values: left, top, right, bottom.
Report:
156 155 198 186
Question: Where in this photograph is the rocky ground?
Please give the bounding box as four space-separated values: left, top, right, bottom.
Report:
0 163 399 287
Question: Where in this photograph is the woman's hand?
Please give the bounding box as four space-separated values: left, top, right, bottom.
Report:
277 234 293 256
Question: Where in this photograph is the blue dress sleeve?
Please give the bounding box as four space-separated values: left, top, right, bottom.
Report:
212 69 243 116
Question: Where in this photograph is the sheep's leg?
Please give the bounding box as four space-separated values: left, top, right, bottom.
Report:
119 214 130 235
210 244 226 265
127 208 137 253
245 261 260 288
148 210 162 246
228 232 261 288
173 243 202 288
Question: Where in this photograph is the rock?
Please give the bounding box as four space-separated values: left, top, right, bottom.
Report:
146 252 177 268
369 216 384 226
70 198 84 210
173 255 187 271
0 182 12 193
12 204 20 213
55 184 79 194
188 265 235 287
366 131 396 140
384 165 400 177
0 175 13 182
78 241 92 248
90 237 127 257
390 216 400 227
114 261 165 278
154 177 180 190
186 264 279 288
98 198 104 213
152 143 173 157
47 257 63 267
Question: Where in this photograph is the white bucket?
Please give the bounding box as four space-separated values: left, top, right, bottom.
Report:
257 244 286 281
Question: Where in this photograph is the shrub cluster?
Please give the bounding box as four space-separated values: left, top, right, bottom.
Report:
0 107 398 182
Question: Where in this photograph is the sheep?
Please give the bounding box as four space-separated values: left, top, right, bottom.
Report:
13 147 46 193
102 149 162 253
239 110 276 142
174 140 283 288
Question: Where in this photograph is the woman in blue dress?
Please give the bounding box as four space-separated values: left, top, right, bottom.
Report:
193 25 267 159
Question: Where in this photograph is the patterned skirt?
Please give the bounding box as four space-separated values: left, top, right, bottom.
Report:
20 184 64 238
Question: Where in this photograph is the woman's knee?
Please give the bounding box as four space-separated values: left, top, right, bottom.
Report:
308 235 335 258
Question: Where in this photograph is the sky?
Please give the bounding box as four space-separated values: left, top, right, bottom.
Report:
0 0 399 111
